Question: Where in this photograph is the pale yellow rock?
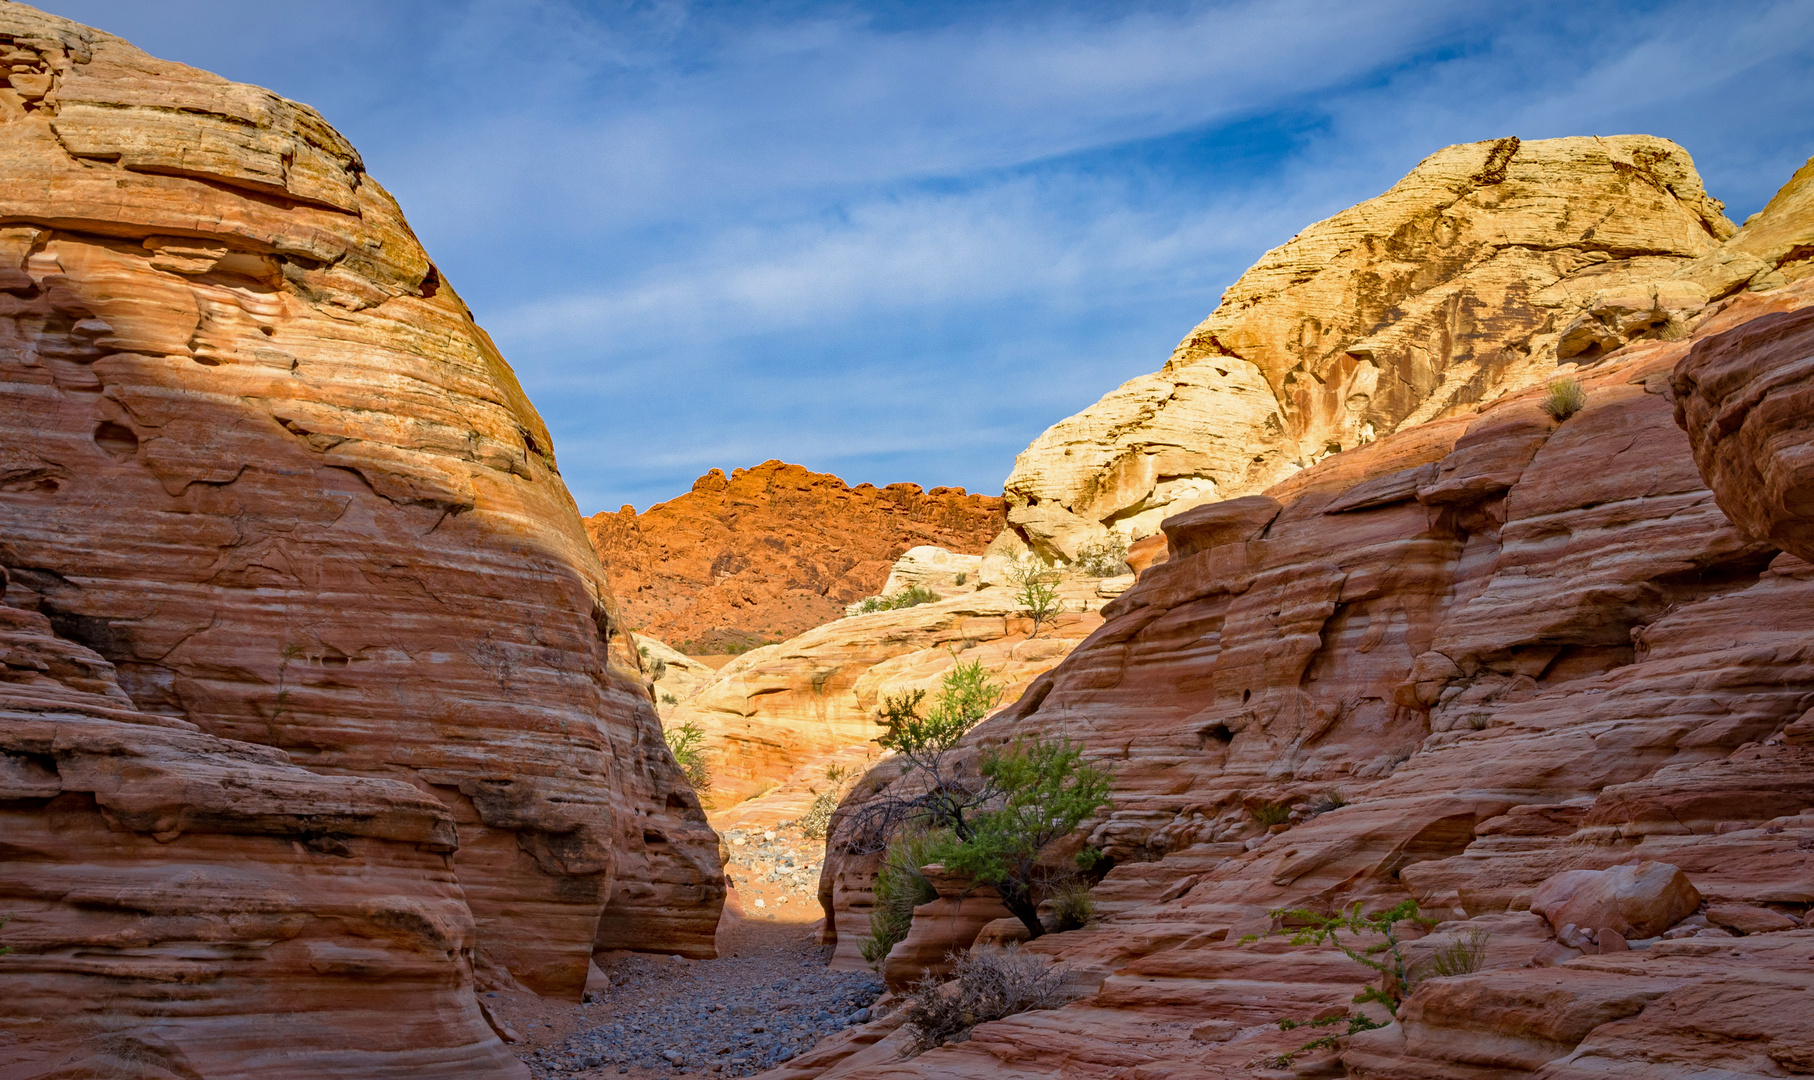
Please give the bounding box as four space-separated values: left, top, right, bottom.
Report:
634 633 717 706
1002 135 1735 558
1674 152 1814 296
668 579 1106 802
879 545 983 597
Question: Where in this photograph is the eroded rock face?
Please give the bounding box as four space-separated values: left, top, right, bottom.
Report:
1673 305 1814 563
1002 135 1736 561
0 2 719 1068
1 594 528 1077
808 284 1814 1078
668 575 1108 803
587 461 1005 653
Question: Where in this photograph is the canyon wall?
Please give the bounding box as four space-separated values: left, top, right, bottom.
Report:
1002 135 1740 561
801 153 1814 1080
587 461 1005 653
0 5 718 1075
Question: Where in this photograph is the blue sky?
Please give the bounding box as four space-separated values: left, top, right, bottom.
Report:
38 0 1814 514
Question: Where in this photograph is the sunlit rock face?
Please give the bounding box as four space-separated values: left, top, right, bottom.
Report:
1002 134 1738 560
665 572 1109 804
0 3 719 1072
588 460 1006 654
803 164 1814 1080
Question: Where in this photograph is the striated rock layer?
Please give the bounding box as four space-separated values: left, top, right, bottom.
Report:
0 5 719 1074
587 461 1005 653
802 164 1814 1080
1002 135 1741 561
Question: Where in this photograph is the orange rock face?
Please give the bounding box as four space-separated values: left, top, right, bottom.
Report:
0 4 718 1072
810 288 1814 1077
587 461 1005 652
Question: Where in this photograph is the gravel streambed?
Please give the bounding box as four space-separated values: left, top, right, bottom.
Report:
507 921 883 1080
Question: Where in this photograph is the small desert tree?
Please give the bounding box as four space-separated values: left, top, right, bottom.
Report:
940 739 1113 938
865 657 1007 838
1008 556 1064 638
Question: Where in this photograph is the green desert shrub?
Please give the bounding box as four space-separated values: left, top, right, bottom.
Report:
663 720 711 790
1543 377 1586 421
855 584 940 614
938 739 1114 939
1253 803 1292 827
1072 535 1130 578
859 827 953 965
1045 876 1097 931
1422 926 1491 980
1007 556 1064 638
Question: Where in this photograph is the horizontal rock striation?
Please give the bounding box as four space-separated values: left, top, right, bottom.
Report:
587 461 1005 653
805 167 1814 1080
1 596 532 1077
0 4 719 1073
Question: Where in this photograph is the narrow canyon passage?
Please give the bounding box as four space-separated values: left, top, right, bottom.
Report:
496 883 878 1080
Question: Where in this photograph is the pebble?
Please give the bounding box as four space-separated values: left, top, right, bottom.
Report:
518 945 883 1080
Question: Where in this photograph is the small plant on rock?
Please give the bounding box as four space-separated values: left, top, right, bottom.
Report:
902 945 1069 1054
660 691 679 706
1542 377 1587 421
1045 876 1097 931
663 720 712 790
855 584 941 615
1072 535 1130 578
859 827 952 965
1253 802 1292 827
0 913 11 956
1008 556 1064 638
1424 926 1490 980
1243 898 1435 1014
800 764 853 840
1244 899 1434 1067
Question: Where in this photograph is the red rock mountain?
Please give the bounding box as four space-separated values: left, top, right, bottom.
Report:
0 6 717 1075
587 460 1005 652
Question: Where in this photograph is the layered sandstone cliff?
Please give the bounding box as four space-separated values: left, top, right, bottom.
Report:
587 461 1005 652
0 5 719 1074
798 158 1814 1080
1003 135 1740 561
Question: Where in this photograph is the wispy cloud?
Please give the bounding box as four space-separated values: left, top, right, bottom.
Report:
39 0 1814 513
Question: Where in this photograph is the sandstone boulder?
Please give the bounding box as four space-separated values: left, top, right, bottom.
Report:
1528 862 1701 939
1704 903 1801 935
879 545 984 598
